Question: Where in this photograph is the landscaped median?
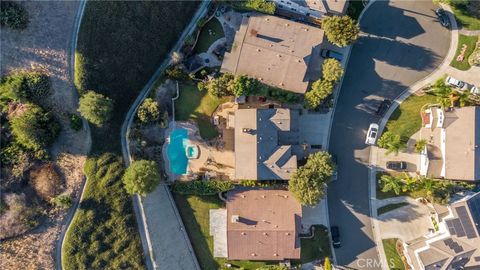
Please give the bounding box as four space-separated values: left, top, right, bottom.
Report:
450 34 478 71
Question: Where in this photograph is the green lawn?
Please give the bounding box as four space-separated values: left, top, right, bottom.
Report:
300 225 331 263
194 17 225 54
173 194 270 270
347 0 365 20
450 34 478 71
451 3 480 30
376 172 408 200
377 203 409 215
75 1 200 153
382 239 405 270
385 93 438 143
175 82 228 139
62 154 145 270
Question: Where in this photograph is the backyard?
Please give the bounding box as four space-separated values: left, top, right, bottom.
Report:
384 93 438 143
194 17 225 54
382 239 405 270
175 82 228 139
173 194 271 270
450 34 479 71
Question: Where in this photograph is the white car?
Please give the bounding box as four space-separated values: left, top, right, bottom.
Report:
471 85 479 95
445 76 466 89
365 123 379 145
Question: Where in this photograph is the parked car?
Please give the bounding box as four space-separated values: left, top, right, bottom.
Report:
471 85 480 95
435 8 450 28
386 161 407 171
445 76 466 89
331 226 341 248
331 155 338 181
376 99 392 116
320 49 343 61
365 123 379 145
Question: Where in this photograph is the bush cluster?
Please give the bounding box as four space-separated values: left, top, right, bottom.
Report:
305 58 344 110
0 71 51 106
122 159 161 196
137 98 160 124
69 114 83 131
78 90 113 127
0 1 28 30
172 180 234 195
321 15 359 47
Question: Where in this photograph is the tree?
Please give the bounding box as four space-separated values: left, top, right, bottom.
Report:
137 98 160 124
288 151 334 206
78 91 113 127
380 174 403 195
205 73 234 97
322 59 344 83
0 1 29 30
244 0 276 14
0 71 51 106
415 139 427 153
324 257 333 270
10 103 60 155
231 75 258 97
377 131 405 155
122 160 161 196
304 80 334 109
321 16 359 47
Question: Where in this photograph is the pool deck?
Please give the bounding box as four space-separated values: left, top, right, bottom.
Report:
163 120 235 181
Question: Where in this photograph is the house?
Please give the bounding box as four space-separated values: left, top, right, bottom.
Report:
234 108 306 180
404 192 480 270
419 106 480 181
221 14 325 94
272 0 349 19
210 189 302 261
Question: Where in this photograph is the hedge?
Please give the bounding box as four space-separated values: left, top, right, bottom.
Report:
172 180 234 195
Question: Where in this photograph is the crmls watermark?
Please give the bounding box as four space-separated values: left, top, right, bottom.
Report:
355 258 398 269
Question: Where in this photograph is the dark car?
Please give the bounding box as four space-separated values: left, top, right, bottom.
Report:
331 155 338 181
435 8 450 28
330 226 341 248
386 161 407 171
320 49 343 62
376 99 392 116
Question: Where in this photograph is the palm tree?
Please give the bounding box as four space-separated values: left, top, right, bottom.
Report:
380 174 403 195
402 173 418 193
420 176 436 198
456 91 470 107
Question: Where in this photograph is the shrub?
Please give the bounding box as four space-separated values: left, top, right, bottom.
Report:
29 162 64 201
165 65 187 80
231 75 259 97
288 152 334 206
122 160 161 196
0 142 32 177
137 98 160 124
172 180 234 195
0 72 51 105
377 131 405 155
415 139 427 153
0 1 28 30
10 103 61 155
0 193 40 240
53 194 73 209
322 58 344 83
205 73 234 97
305 80 334 109
78 90 113 127
321 15 359 47
244 0 276 14
69 114 83 131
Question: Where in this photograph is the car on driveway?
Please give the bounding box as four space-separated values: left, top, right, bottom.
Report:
320 49 343 61
330 226 341 248
386 161 407 171
365 123 379 145
435 8 450 28
445 76 466 90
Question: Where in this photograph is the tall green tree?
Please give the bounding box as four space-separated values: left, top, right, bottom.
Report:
137 98 160 124
78 90 113 127
288 151 334 206
10 103 60 156
377 131 405 155
122 160 161 196
322 59 344 83
380 174 403 195
321 16 359 47
304 79 334 109
205 73 234 97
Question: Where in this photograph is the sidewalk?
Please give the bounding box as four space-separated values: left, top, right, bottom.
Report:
368 4 460 269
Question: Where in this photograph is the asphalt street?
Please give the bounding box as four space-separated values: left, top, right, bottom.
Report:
327 1 450 269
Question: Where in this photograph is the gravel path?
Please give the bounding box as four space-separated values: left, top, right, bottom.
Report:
0 1 90 269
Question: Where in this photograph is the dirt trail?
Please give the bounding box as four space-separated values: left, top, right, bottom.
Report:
0 1 90 269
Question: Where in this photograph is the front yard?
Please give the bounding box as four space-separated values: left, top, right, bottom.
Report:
382 239 405 270
384 93 438 143
450 34 478 71
300 225 331 263
173 194 271 270
175 82 228 140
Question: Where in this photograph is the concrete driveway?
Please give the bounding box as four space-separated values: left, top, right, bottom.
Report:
377 197 434 242
327 0 450 268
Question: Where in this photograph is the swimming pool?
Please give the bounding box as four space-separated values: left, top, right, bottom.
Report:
167 128 189 175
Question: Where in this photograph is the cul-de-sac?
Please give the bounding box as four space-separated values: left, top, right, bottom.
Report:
1 0 479 270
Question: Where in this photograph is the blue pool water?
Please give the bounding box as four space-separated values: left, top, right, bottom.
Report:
167 128 189 175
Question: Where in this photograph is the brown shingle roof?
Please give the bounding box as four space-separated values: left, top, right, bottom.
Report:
226 189 302 260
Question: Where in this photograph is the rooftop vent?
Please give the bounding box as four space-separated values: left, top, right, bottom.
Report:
232 215 240 223
250 29 258 36
251 253 256 257
241 232 246 235
285 232 290 236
